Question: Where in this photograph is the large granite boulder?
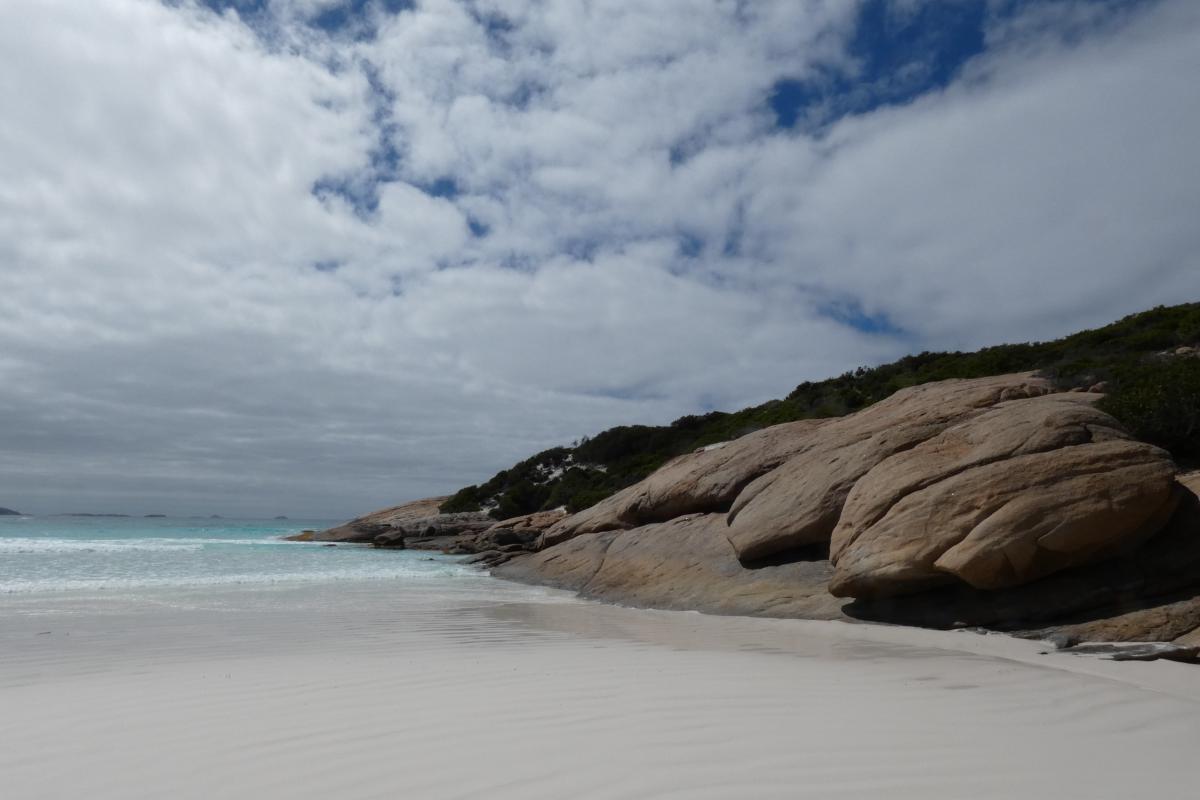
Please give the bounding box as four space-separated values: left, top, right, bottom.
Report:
828 395 1179 597
841 471 1200 636
540 420 826 548
725 373 1055 561
502 513 845 619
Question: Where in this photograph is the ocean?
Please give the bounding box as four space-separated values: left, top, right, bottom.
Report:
0 515 475 598
3 517 1199 800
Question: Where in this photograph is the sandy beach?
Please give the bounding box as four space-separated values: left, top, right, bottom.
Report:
2 575 1198 800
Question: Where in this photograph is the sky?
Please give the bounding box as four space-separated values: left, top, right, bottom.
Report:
1 0 1198 518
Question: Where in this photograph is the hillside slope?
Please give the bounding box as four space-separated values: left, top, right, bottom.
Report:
443 303 1200 519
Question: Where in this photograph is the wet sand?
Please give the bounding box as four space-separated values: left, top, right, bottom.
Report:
1 576 1198 799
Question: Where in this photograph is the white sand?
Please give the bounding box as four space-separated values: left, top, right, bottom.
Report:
2 576 1199 799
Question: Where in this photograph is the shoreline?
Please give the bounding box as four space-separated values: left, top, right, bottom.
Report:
486 569 1200 703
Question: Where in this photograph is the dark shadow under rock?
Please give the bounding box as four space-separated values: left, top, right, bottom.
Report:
844 485 1200 636
738 541 831 568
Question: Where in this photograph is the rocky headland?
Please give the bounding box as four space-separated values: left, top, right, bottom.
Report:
310 369 1200 660
0 507 21 516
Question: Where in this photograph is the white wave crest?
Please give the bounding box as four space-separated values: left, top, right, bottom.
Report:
0 562 478 594
0 538 208 554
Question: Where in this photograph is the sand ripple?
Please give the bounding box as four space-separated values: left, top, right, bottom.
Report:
1 580 1198 799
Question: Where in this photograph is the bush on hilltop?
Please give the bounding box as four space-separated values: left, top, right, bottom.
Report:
442 302 1200 519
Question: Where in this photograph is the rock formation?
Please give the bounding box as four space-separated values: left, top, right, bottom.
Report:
372 512 493 549
828 394 1178 597
541 419 825 547
288 496 452 543
725 373 1055 561
461 509 568 566
503 513 843 619
296 499 564 559
493 374 1200 652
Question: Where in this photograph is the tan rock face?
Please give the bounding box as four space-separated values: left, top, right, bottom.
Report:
295 496 450 542
540 419 825 548
828 395 1178 597
1048 597 1200 645
725 373 1055 561
502 514 844 619
486 509 567 534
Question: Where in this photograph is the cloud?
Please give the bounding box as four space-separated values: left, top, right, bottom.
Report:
0 0 1196 516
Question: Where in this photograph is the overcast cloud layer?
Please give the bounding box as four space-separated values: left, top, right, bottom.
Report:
1 0 1198 517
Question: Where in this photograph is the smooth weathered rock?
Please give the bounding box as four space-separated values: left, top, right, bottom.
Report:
843 474 1200 634
487 509 567 536
541 420 826 548
500 532 621 592
726 373 1055 561
1044 596 1200 644
829 395 1178 597
502 514 845 619
1175 625 1200 647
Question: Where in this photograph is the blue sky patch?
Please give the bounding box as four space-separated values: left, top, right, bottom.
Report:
310 0 414 40
424 177 461 199
678 234 705 259
819 297 906 337
771 0 987 130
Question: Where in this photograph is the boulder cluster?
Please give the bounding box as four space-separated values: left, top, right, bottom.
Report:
307 373 1200 653
287 498 562 563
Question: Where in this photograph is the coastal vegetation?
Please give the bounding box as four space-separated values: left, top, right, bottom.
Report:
442 303 1200 518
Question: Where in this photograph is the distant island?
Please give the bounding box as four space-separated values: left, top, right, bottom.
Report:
0 507 21 516
144 514 167 518
274 515 288 520
56 513 131 518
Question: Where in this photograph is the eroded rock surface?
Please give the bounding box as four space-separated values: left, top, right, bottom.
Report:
451 509 569 565
373 512 493 548
541 420 825 548
725 373 1054 561
829 395 1178 597
503 513 844 619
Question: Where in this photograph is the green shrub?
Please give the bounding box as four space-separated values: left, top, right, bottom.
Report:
1099 357 1200 458
441 303 1200 518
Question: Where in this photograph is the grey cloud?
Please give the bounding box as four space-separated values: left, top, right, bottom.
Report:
0 0 1196 516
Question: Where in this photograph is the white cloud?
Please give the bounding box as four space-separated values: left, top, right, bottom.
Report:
0 0 1196 516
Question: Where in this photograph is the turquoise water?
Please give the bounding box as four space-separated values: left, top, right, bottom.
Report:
0 515 474 595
